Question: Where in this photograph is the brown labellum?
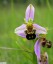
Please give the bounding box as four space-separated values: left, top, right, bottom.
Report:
41 38 47 47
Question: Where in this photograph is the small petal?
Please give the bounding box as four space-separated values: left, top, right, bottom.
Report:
25 4 35 21
34 39 40 58
33 24 47 34
15 24 26 38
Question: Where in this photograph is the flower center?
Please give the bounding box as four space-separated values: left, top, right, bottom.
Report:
26 22 33 32
25 22 36 40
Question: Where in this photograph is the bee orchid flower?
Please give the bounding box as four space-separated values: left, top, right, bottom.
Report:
15 4 51 64
15 4 47 40
34 39 48 64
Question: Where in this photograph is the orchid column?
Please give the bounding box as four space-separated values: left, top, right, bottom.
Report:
15 4 51 64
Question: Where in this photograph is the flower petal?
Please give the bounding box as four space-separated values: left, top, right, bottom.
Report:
25 4 35 21
33 24 47 34
15 24 26 38
34 39 40 58
36 30 47 35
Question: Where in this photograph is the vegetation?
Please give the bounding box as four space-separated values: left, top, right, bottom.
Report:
0 1 53 64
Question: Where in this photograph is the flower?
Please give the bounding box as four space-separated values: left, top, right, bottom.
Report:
34 39 48 64
15 4 47 40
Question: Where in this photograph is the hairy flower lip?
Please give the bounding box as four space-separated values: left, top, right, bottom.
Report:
38 52 48 64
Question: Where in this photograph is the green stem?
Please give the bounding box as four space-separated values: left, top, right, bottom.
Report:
33 40 37 64
33 51 37 64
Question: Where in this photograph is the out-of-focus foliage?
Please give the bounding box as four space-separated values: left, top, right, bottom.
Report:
0 0 53 6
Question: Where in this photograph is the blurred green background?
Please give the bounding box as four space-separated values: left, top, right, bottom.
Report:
0 0 53 64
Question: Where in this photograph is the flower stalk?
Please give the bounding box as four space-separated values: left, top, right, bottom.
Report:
33 51 37 64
